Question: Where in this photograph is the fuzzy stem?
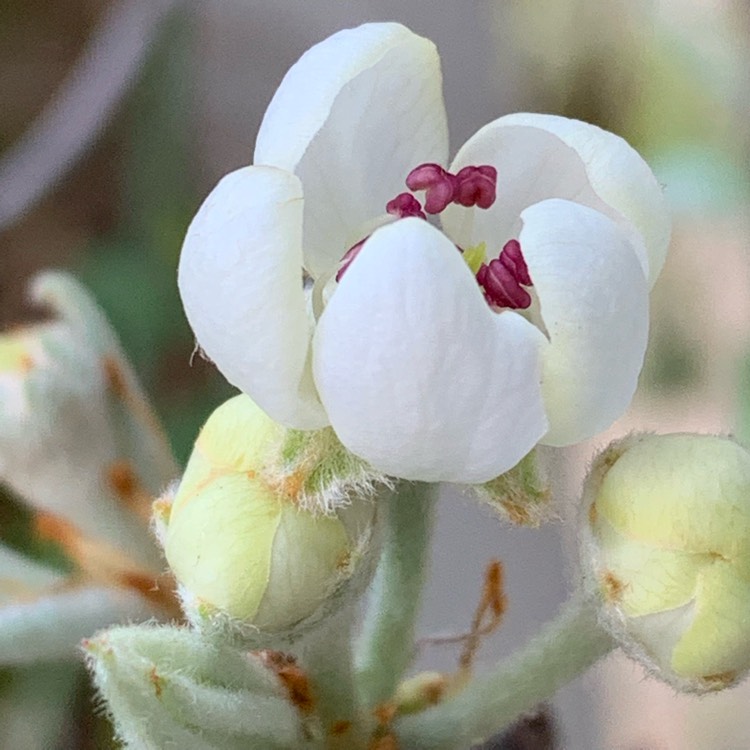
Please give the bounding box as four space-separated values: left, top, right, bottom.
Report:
301 607 366 749
355 482 438 708
395 593 613 750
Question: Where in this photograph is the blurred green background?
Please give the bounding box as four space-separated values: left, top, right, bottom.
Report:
1 1 749 747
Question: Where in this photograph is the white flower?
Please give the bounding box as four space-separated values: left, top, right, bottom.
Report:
179 22 670 484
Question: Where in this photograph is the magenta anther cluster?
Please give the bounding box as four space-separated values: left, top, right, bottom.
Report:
476 239 533 310
335 161 502 284
405 163 497 213
386 193 427 220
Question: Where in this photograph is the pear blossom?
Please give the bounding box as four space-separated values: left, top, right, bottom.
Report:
179 22 670 484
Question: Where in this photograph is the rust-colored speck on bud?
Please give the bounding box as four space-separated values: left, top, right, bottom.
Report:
330 721 352 737
107 460 138 501
373 702 397 727
336 549 352 572
106 460 153 522
103 356 127 398
601 570 626 603
117 571 182 618
422 675 448 706
257 650 315 715
500 498 534 527
701 671 737 690
35 511 76 545
149 666 164 698
369 734 399 750
273 470 306 503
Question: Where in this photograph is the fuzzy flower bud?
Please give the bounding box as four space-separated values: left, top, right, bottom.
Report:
581 433 750 692
83 625 312 748
160 395 377 644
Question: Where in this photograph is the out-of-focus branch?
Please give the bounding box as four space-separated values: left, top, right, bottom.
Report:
0 0 182 232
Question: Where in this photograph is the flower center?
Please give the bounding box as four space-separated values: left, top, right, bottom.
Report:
335 162 533 311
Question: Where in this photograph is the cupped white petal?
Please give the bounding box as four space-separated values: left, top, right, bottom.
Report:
443 114 670 285
519 200 649 446
255 23 449 278
313 218 548 484
497 113 670 286
178 166 327 429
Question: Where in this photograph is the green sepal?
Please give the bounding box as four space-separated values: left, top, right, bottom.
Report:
275 426 390 514
473 449 550 526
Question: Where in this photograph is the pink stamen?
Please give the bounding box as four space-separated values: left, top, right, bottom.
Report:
453 165 497 209
497 238 531 286
477 239 533 310
405 162 498 213
337 163 500 282
405 163 456 214
386 192 427 220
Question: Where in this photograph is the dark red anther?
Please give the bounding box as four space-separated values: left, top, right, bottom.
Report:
386 192 427 220
498 239 531 286
405 162 498 213
477 239 533 310
453 165 497 209
336 237 366 282
405 163 456 214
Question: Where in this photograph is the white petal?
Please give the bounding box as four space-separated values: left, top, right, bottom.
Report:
497 113 670 286
255 23 449 278
519 200 650 445
0 586 154 664
443 114 669 285
178 166 327 429
313 218 547 484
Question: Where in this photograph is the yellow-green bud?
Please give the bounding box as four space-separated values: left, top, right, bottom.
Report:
163 395 376 642
582 433 750 692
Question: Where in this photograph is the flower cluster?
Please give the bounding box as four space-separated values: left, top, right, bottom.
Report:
4 19 750 750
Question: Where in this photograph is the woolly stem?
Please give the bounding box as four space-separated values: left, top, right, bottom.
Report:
301 606 366 749
355 482 438 708
395 593 613 750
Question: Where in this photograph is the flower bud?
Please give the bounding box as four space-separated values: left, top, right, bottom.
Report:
0 272 176 572
83 624 312 748
161 395 377 644
581 433 750 692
